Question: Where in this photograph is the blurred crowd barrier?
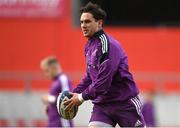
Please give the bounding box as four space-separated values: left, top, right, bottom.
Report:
0 71 180 126
0 91 180 126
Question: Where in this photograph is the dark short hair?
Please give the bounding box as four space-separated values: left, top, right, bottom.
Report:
80 2 107 22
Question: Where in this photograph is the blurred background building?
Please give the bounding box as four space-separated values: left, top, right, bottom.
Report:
0 0 180 127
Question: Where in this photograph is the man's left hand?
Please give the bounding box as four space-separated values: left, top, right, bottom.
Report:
64 92 82 111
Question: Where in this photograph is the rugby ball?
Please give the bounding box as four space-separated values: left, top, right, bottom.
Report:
56 91 78 119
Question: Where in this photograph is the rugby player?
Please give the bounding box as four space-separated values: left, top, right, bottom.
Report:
64 3 145 127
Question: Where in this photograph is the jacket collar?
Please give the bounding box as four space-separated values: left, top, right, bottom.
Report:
89 29 105 40
53 73 61 81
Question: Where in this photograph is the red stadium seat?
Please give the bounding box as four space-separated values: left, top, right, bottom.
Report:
0 119 9 127
33 120 47 127
16 119 26 127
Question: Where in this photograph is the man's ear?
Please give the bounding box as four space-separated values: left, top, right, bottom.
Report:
98 19 103 27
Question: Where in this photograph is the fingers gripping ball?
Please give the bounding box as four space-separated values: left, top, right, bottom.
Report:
57 91 78 119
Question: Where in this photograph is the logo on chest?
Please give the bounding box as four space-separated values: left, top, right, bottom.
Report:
86 49 98 68
92 49 98 57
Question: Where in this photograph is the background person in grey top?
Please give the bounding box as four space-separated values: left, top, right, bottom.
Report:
64 2 145 127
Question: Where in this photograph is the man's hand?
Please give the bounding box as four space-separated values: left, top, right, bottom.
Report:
64 92 82 111
41 94 49 105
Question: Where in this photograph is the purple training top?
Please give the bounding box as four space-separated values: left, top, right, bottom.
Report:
73 29 139 104
47 73 73 127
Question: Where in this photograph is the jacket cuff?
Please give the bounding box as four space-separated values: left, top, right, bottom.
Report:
77 93 84 103
48 95 56 103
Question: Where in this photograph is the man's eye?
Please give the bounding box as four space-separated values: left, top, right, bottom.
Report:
85 20 91 23
80 20 91 24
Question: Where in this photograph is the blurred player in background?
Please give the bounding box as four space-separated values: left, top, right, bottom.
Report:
64 2 145 127
40 56 73 127
142 90 156 127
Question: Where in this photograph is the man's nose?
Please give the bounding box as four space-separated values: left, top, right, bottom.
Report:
81 22 86 28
